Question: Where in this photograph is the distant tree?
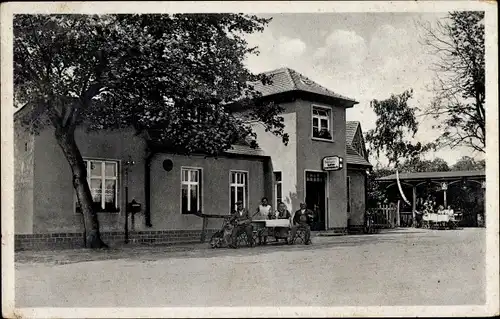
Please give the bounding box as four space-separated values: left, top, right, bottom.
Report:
451 156 485 171
420 11 485 153
14 14 287 248
400 157 450 173
365 89 435 168
366 166 395 208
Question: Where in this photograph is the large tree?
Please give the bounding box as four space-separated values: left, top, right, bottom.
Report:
365 89 435 168
14 14 287 248
451 156 485 171
420 11 485 153
399 157 450 173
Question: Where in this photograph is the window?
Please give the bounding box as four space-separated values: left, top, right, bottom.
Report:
347 176 351 213
76 159 119 213
312 107 332 140
274 172 283 207
230 171 248 211
181 168 202 214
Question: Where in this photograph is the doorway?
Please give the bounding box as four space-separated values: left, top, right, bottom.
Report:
305 171 327 231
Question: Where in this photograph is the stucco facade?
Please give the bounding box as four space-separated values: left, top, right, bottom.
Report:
295 99 348 230
247 68 371 230
249 102 297 212
14 67 371 249
14 119 34 234
15 125 269 236
250 98 369 230
347 169 367 226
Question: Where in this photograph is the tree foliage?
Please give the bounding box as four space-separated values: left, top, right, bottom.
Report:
365 89 435 168
420 11 485 153
14 14 286 248
399 157 450 173
15 14 288 153
366 166 395 208
451 156 485 171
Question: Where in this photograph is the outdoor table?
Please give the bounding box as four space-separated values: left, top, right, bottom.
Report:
423 213 452 229
250 219 291 243
265 219 290 228
437 214 450 222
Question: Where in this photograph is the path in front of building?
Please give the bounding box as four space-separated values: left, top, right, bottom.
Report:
15 228 485 307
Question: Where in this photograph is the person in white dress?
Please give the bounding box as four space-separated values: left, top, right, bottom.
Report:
253 197 272 244
254 197 272 220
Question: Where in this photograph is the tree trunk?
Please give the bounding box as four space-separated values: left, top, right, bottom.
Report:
55 129 108 249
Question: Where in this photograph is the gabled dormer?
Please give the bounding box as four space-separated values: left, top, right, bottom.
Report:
345 121 371 167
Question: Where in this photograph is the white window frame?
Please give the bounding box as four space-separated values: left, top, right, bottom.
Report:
180 167 203 214
75 158 120 213
229 170 249 212
311 104 333 141
274 171 283 209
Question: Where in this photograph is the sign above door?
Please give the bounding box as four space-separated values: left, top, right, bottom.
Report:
322 156 343 171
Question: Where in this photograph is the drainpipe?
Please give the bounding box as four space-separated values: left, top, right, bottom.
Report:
144 149 156 228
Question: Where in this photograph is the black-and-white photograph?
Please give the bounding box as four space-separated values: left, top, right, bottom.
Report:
2 1 498 317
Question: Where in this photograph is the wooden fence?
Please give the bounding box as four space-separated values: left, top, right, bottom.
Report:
367 204 398 228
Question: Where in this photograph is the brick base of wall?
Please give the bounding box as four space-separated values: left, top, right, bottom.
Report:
327 227 348 234
15 229 218 251
347 225 365 234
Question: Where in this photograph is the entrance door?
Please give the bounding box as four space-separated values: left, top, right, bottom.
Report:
305 171 327 231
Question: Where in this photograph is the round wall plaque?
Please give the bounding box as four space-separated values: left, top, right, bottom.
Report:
162 159 173 171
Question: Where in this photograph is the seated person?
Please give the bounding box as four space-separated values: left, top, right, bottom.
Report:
274 202 291 239
437 205 445 215
276 202 291 220
253 197 272 244
229 200 254 248
254 197 272 220
290 203 312 245
447 205 455 216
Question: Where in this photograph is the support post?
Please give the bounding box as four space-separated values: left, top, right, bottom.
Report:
412 186 416 226
396 200 401 227
443 189 447 208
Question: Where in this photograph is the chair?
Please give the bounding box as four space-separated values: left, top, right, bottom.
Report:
291 227 311 244
236 231 253 247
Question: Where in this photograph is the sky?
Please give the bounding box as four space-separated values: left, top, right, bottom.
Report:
243 13 483 167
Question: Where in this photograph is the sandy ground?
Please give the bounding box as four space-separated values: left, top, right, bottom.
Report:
15 228 485 307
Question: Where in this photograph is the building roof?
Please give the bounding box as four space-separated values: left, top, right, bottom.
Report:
145 129 267 158
225 144 266 157
253 68 358 105
346 121 360 146
344 121 371 167
377 170 485 181
346 144 371 167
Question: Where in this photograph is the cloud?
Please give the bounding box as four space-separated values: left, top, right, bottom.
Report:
368 24 410 61
245 30 307 73
277 36 306 58
243 15 470 165
313 29 367 73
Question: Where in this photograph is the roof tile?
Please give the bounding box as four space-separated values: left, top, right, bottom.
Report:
346 121 360 146
346 144 371 167
224 144 266 157
253 67 358 103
